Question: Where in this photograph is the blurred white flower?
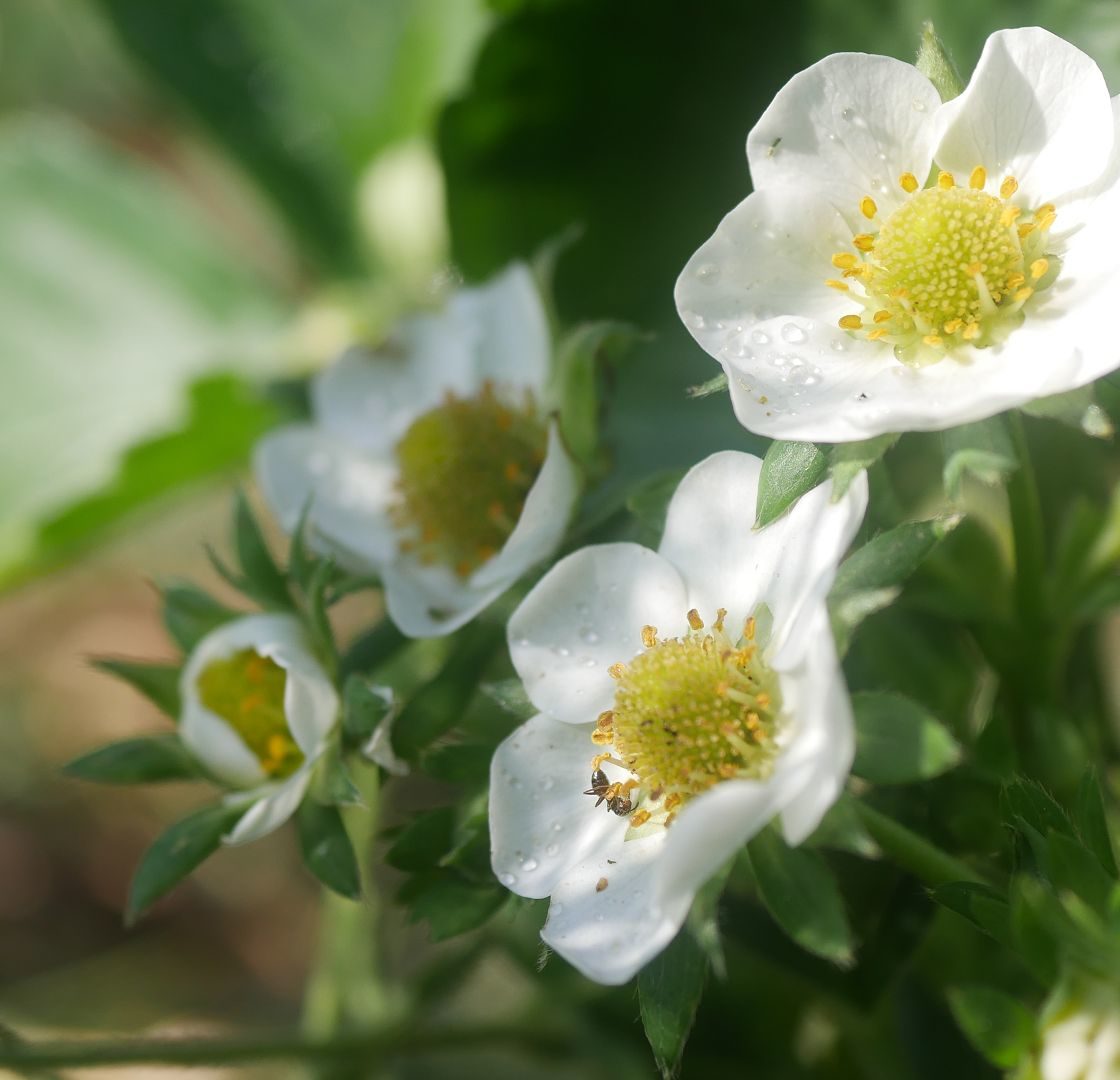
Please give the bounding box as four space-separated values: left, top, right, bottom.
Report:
676 28 1120 441
1036 980 1120 1080
256 264 579 636
489 451 866 984
180 614 338 845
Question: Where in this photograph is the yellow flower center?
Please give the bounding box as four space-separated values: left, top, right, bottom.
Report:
391 381 547 577
828 167 1057 363
197 649 303 778
588 608 783 830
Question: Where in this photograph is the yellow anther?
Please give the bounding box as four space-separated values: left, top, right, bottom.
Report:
842 267 865 279
853 233 875 252
937 171 955 189
664 792 683 812
629 810 652 828
923 334 943 347
744 616 756 641
868 327 888 341
1005 272 1026 289
1018 222 1036 238
838 314 863 330
641 625 658 649
1000 205 1022 227
860 196 877 219
1035 210 1056 232
591 729 613 745
943 319 964 335
899 172 919 193
1014 286 1034 303
1030 258 1049 281
714 608 727 632
755 692 771 710
825 278 850 291
686 609 704 631
969 166 987 190
608 662 627 680
590 753 609 771
831 252 858 270
962 322 981 340
1000 176 1019 199
873 309 892 323
596 877 608 892
596 710 614 730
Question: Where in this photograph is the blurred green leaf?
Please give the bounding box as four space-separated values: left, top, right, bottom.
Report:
93 658 182 719
930 881 1012 945
385 807 456 873
829 434 897 499
1045 832 1114 915
398 870 506 942
1075 769 1118 877
232 490 293 610
0 120 283 585
808 792 881 859
64 735 198 784
754 441 827 528
161 581 238 653
420 742 494 786
638 926 708 1080
747 828 854 966
1022 385 1114 440
296 799 361 900
626 469 688 541
947 985 1034 1069
1002 778 1076 841
342 676 395 746
942 417 1018 499
852 691 962 784
478 677 535 721
309 742 362 807
126 801 246 924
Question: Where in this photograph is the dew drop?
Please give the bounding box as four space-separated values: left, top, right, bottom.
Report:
780 323 808 344
579 627 600 645
552 822 564 832
695 262 720 281
841 107 854 121
581 657 597 668
545 843 560 856
751 328 770 345
553 645 571 657
687 312 706 330
499 872 517 886
521 857 539 872
830 338 847 352
551 902 564 915
912 98 928 112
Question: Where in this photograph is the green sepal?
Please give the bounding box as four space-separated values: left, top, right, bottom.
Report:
753 441 827 528
686 373 728 399
829 434 897 498
160 581 237 652
92 657 181 719
385 807 456 873
942 416 1018 500
929 881 1012 946
626 468 689 541
126 801 247 925
296 798 362 900
397 869 507 942
309 741 363 807
851 690 962 785
638 924 709 1080
807 792 881 859
947 985 1036 1069
478 677 535 721
232 489 293 610
1075 768 1118 878
64 735 199 784
915 21 964 102
341 676 395 746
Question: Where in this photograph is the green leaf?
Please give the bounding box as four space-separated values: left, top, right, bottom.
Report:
746 828 854 966
308 743 363 807
233 490 292 610
638 925 708 1080
930 882 1012 945
808 792 881 859
420 742 494 786
342 677 395 746
686 862 733 980
626 469 689 540
947 985 1035 1069
754 441 828 528
553 320 642 475
915 20 964 101
161 581 237 653
126 802 246 924
1002 778 1076 841
303 555 339 663
1045 833 1115 915
829 434 898 499
0 120 282 585
478 677 536 721
296 799 362 900
851 691 962 784
942 417 1018 500
339 619 410 681
398 870 507 942
64 735 199 785
1023 385 1115 439
385 808 456 873
1075 769 1118 877
93 658 182 719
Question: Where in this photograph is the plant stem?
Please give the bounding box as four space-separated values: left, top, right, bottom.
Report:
1006 413 1048 642
0 1023 574 1071
853 802 992 887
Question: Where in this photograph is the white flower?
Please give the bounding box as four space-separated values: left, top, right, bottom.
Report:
255 264 580 636
489 451 867 984
1037 981 1120 1080
179 614 338 844
676 28 1120 442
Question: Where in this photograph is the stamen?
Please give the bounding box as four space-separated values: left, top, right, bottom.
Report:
825 279 850 291
899 172 919 193
831 252 858 270
641 625 658 648
1000 176 1019 199
860 196 877 219
937 171 955 189
873 309 892 323
596 710 614 729
838 315 863 330
608 662 627 679
969 166 987 190
1030 258 1049 281
591 729 613 745
687 609 704 631
853 233 875 252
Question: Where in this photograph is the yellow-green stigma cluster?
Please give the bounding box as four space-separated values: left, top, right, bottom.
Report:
391 381 547 577
590 608 783 830
197 649 303 778
828 167 1057 363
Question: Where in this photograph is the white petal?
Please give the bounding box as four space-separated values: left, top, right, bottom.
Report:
489 714 626 900
508 544 688 725
676 186 855 368
541 829 685 985
657 451 866 659
381 558 506 638
934 28 1114 204
470 421 580 590
451 263 550 394
225 768 311 846
772 607 855 843
748 52 941 217
179 697 263 788
279 659 340 759
253 426 398 570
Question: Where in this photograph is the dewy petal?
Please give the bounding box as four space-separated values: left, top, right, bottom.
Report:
225 767 312 846
489 713 625 900
469 421 580 591
747 52 941 218
381 558 505 639
508 543 688 726
541 829 684 986
676 185 854 368
451 263 550 395
934 28 1114 205
253 425 398 571
771 606 856 844
658 451 866 659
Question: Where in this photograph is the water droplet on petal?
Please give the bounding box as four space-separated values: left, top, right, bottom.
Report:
780 323 807 344
499 872 517 886
912 98 928 112
521 857 539 872
695 262 719 282
579 627 600 645
581 657 597 668
545 843 559 856
751 329 770 345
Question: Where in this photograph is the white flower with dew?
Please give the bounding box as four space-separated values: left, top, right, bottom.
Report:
489 451 867 984
1035 979 1120 1080
180 614 339 844
255 264 580 637
676 27 1120 442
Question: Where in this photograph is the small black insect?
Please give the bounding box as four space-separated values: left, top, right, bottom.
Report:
584 769 634 817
